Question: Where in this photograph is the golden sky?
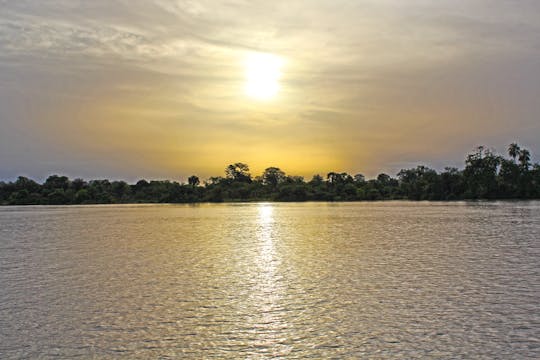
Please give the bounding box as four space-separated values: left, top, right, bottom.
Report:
1 1 539 181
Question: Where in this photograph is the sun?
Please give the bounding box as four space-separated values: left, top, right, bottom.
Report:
244 53 284 100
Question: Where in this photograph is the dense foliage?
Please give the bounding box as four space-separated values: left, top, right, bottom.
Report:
2 144 540 205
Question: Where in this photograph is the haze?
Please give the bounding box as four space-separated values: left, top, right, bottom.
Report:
1 0 539 182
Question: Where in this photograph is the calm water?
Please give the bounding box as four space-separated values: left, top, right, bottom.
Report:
0 202 539 358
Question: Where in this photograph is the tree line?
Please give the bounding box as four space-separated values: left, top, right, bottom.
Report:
1 143 539 205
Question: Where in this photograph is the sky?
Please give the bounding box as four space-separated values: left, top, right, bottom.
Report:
1 0 540 182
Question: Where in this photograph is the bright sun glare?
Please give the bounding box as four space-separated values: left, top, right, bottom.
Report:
244 53 283 100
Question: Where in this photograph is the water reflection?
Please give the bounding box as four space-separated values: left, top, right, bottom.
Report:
258 203 274 225
248 203 291 355
257 203 274 260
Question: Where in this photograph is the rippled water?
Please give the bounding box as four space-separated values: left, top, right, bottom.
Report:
0 202 539 358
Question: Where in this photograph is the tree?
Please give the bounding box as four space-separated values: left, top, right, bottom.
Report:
188 175 200 187
88 180 113 203
309 174 324 185
398 166 440 200
74 189 90 204
354 173 366 184
326 172 338 184
327 172 352 184
498 159 520 197
376 173 391 185
135 179 149 188
206 177 224 186
225 163 252 183
71 178 86 192
14 176 40 193
111 181 130 200
44 175 69 191
463 146 501 199
508 143 521 162
440 167 464 200
284 175 304 184
0 145 537 204
531 164 540 197
519 149 531 170
47 189 69 205
262 167 286 187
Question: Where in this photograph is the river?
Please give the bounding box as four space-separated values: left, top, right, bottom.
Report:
1 202 539 358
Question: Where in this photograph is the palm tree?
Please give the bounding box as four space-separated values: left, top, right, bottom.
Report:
518 149 531 170
508 143 520 162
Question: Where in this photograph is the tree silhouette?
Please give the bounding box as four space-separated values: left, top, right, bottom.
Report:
1 143 539 205
508 143 521 163
225 163 252 183
463 147 501 198
354 174 366 184
519 149 531 170
188 175 200 187
262 167 286 187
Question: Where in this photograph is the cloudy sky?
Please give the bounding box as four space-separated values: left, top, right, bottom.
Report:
1 0 539 182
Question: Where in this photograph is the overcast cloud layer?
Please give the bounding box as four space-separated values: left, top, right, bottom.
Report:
1 0 540 181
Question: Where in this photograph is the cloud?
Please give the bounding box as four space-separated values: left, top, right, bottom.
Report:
1 0 540 181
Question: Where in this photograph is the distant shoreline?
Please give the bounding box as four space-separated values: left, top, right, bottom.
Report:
2 144 539 205
2 198 539 207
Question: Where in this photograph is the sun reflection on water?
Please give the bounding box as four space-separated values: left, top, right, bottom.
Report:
251 203 291 355
257 203 277 274
258 203 274 226
256 203 276 281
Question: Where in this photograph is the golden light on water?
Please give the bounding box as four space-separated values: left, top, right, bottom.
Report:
256 203 277 274
244 53 284 100
258 203 274 226
256 203 277 284
254 203 288 352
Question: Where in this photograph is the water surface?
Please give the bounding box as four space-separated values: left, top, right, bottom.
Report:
1 202 539 358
